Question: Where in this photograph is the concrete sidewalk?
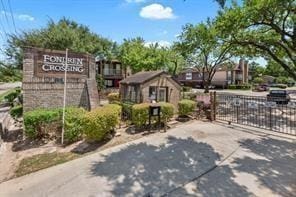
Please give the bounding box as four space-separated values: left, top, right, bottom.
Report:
0 121 295 197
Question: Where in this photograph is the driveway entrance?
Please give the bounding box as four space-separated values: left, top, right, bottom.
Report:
0 121 295 196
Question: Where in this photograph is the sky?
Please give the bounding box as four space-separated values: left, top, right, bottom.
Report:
0 0 266 65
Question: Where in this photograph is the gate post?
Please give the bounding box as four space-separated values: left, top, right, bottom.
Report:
210 92 214 121
213 91 217 121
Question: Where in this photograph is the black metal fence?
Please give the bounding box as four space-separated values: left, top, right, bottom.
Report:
216 93 296 135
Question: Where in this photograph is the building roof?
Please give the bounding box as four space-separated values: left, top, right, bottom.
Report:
120 70 165 85
179 67 200 73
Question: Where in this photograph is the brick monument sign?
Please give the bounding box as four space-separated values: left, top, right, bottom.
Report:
22 47 99 112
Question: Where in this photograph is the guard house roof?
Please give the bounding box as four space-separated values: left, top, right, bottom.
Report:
120 70 165 85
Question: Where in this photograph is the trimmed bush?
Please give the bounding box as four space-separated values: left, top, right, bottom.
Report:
84 105 121 141
159 102 174 121
10 105 23 118
63 107 86 144
107 93 120 104
132 103 149 128
24 109 60 139
178 99 196 117
23 107 86 143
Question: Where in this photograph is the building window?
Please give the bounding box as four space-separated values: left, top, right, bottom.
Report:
186 72 192 80
105 79 113 87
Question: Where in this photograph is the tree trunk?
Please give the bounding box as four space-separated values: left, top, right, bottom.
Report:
172 61 178 76
204 81 209 93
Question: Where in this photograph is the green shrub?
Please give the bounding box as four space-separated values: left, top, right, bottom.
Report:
84 105 120 141
4 88 21 106
132 103 149 128
24 107 86 143
104 104 122 120
24 109 60 139
159 102 174 121
253 77 264 84
228 84 236 89
182 86 192 92
107 93 120 104
10 105 23 118
178 99 196 117
183 92 197 100
63 107 86 144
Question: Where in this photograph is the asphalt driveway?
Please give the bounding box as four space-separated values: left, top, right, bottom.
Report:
0 121 295 197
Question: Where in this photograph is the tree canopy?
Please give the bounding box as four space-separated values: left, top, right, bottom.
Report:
216 0 296 79
176 19 234 92
5 18 116 69
119 37 184 74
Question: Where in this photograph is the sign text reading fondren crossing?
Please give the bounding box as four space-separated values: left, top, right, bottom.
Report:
34 49 89 78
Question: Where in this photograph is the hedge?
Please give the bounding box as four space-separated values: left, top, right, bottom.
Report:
84 104 121 141
63 107 86 143
159 102 174 121
132 103 150 128
24 108 61 139
228 84 251 90
107 93 120 104
23 107 87 143
178 99 196 117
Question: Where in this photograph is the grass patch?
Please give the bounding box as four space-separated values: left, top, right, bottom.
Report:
0 89 16 103
15 152 80 177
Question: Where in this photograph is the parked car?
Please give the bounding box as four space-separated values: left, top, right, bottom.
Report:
253 84 269 92
267 90 290 104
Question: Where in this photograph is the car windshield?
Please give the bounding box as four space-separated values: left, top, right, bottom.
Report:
270 90 286 94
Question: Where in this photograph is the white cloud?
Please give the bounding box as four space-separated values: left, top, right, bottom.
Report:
126 0 146 3
144 40 171 48
1 10 34 21
140 3 176 20
18 14 34 21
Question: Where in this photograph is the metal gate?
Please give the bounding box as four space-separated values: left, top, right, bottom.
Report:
216 93 296 135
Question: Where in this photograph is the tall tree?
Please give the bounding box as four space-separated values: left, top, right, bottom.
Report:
216 0 296 79
176 20 234 93
248 61 265 79
5 18 116 69
119 38 171 73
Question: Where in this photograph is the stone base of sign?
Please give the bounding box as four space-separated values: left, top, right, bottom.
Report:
22 48 99 112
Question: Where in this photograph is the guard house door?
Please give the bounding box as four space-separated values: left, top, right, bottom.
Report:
158 87 168 102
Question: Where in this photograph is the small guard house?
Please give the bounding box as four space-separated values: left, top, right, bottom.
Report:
119 71 181 108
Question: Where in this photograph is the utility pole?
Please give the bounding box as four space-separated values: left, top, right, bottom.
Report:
61 48 68 145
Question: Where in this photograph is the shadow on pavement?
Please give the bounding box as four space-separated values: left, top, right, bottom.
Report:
233 137 296 197
90 136 254 196
172 137 296 197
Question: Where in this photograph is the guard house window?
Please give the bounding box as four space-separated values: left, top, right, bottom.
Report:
186 72 192 80
149 86 157 101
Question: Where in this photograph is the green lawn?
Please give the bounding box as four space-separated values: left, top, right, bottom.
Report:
15 152 80 177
